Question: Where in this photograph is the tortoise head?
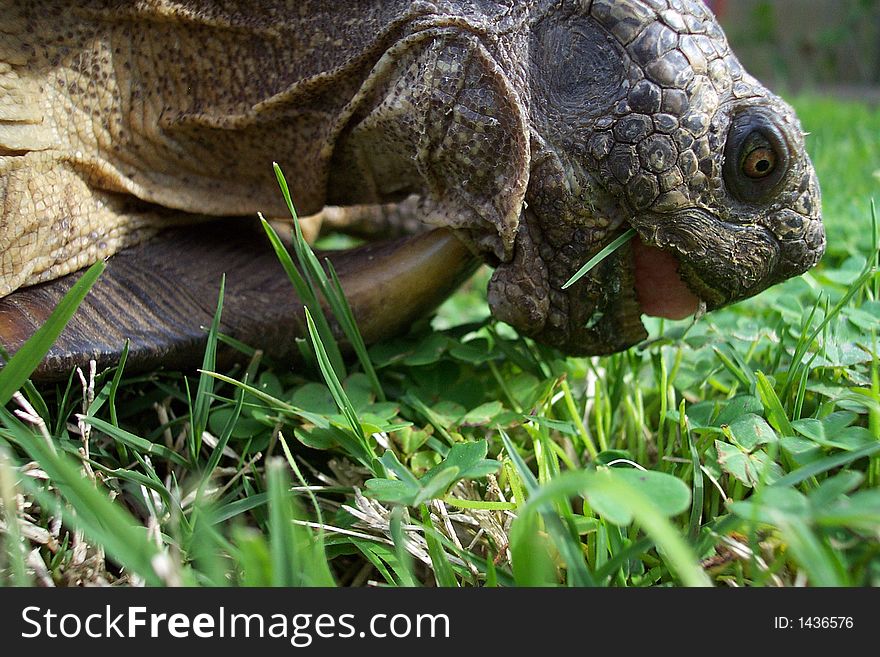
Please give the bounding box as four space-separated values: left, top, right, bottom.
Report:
488 0 824 354
621 63 824 314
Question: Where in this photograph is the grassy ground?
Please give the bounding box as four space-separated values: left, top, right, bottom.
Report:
0 95 878 587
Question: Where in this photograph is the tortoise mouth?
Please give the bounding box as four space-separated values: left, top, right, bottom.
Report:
630 234 702 321
627 204 821 315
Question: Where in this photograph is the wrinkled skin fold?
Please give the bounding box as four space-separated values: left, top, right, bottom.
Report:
0 0 824 374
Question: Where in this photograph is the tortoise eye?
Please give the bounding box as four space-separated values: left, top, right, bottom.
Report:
724 110 791 203
742 144 777 179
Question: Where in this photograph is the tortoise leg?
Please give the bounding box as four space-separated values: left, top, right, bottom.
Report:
265 195 428 246
0 219 478 381
313 196 428 241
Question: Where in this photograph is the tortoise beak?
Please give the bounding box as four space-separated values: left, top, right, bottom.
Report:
0 220 478 381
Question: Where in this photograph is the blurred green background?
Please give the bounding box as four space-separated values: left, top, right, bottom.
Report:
710 0 879 98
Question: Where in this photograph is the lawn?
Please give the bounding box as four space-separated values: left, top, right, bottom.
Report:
0 95 878 587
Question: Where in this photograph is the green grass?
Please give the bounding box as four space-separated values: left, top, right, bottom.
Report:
0 95 878 587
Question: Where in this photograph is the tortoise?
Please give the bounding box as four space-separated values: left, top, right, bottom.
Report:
0 0 824 380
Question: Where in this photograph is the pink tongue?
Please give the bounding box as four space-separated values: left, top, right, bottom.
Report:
631 236 700 320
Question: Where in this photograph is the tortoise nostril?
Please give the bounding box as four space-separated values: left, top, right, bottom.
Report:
777 210 803 235
764 208 815 242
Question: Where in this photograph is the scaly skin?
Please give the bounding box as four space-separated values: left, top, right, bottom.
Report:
488 0 824 353
0 1 824 355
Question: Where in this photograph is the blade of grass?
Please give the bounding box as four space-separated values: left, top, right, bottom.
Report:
441 498 517 511
190 277 224 460
402 393 456 446
389 506 418 587
260 215 344 377
106 341 129 427
420 504 459 587
325 261 386 401
350 540 400 586
562 228 636 290
79 415 188 466
187 504 233 587
560 378 599 460
783 266 875 400
20 381 50 433
593 536 653 585
269 166 348 375
279 432 326 529
871 199 878 300
756 372 794 437
684 400 704 540
0 260 104 406
520 469 711 587
774 515 847 586
51 373 78 438
0 448 29 585
771 441 880 489
267 457 297 586
712 345 755 392
212 493 269 525
500 429 595 586
86 461 174 509
1 409 163 585
273 165 384 400
198 370 334 428
304 307 362 440
499 428 539 493
202 383 246 483
266 457 335 587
